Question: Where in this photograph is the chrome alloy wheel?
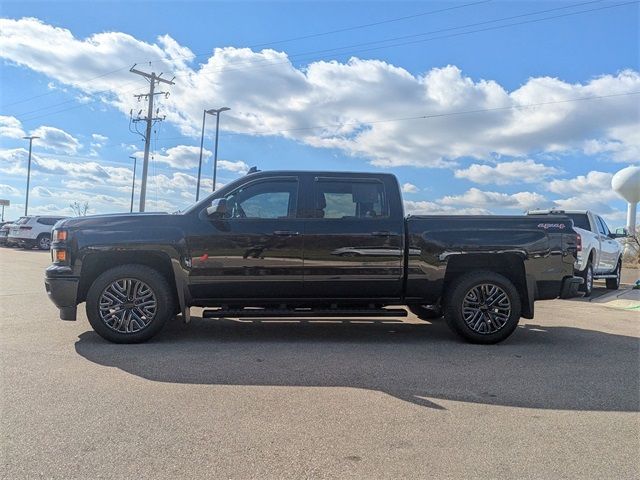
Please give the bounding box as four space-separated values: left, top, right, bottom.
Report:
98 278 157 333
39 236 51 250
461 283 512 334
586 266 593 294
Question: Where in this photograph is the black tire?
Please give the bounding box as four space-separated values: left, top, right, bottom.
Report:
444 271 522 344
36 233 51 250
606 260 621 290
408 304 443 320
86 264 175 343
579 260 593 297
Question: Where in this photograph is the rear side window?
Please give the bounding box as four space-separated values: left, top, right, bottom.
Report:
567 214 590 231
596 217 610 235
37 217 58 226
311 179 387 219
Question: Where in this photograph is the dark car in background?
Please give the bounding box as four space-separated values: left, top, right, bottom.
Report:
0 221 15 246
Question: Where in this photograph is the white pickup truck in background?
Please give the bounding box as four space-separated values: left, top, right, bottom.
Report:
528 210 624 296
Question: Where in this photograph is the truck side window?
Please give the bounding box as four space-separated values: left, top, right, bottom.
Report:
312 180 387 219
224 180 298 219
597 216 610 236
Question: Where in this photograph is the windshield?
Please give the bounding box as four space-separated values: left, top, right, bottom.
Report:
15 217 30 225
567 213 590 231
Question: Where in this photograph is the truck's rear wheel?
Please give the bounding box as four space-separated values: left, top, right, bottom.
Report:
86 264 174 343
444 271 521 344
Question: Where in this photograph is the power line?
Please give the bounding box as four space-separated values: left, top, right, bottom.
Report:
11 0 636 126
249 0 491 47
5 0 604 115
155 91 640 143
11 80 141 118
144 0 494 65
1 1 490 110
1 66 133 109
276 0 609 62
170 0 627 80
176 0 603 69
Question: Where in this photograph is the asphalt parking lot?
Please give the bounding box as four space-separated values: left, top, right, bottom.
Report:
1 247 639 479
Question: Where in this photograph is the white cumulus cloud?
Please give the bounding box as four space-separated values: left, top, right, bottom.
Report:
402 182 419 193
218 160 249 174
135 145 210 170
547 170 613 195
404 200 490 215
440 188 547 211
0 18 638 168
454 160 561 185
0 184 20 196
29 126 81 154
0 116 25 139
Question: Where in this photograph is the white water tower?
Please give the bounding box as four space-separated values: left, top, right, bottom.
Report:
611 165 640 232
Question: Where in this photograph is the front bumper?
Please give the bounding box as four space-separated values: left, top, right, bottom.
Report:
44 265 79 320
9 236 36 247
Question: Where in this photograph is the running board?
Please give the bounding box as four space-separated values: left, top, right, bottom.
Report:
594 274 618 279
202 307 408 319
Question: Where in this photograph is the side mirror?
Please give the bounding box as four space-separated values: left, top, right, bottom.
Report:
206 198 227 218
611 227 630 238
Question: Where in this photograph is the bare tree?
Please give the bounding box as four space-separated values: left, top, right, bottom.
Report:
621 226 640 267
70 201 89 217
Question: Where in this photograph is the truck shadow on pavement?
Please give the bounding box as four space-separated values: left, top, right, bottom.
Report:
75 317 639 412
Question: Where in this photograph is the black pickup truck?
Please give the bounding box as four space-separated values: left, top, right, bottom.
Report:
45 170 581 344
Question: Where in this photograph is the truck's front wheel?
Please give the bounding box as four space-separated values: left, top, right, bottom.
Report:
86 264 175 343
605 260 621 290
444 271 521 344
579 260 593 297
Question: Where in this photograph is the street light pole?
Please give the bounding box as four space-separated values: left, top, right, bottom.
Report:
129 156 137 213
196 107 230 199
211 107 230 192
196 109 208 202
23 135 39 216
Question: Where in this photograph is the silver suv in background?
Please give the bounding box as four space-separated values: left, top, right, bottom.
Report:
7 216 68 250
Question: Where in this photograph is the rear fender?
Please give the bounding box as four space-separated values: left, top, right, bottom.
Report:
443 253 532 318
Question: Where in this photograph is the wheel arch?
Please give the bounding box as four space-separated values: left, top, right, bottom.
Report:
77 251 178 306
443 253 531 318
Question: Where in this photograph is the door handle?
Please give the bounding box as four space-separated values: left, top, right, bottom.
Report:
371 231 393 237
273 230 300 236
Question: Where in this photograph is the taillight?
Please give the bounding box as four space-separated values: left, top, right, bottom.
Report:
576 233 582 251
53 249 67 262
53 229 67 241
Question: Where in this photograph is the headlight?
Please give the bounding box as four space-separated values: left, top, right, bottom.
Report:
53 229 67 241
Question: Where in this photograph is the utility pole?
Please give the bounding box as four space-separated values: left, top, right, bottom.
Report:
23 135 39 216
129 65 174 212
129 156 137 213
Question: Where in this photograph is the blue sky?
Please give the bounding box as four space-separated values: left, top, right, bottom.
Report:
0 0 638 225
